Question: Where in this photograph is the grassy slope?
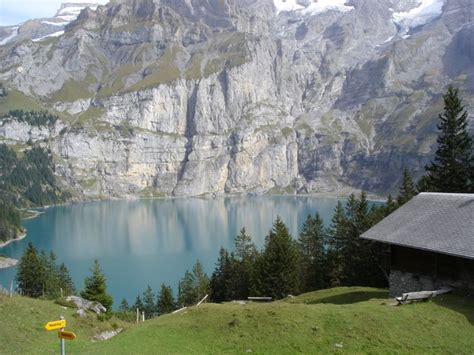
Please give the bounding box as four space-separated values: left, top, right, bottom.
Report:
1 287 473 354
0 90 46 114
0 294 127 354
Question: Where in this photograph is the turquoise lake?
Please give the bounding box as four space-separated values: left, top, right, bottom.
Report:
0 196 352 307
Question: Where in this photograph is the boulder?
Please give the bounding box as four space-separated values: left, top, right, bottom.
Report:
65 295 107 314
94 328 123 341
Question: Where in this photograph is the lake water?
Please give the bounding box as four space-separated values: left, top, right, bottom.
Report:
0 196 350 307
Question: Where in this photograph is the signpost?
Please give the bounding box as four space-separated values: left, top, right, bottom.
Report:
44 319 66 331
58 331 76 341
60 317 65 355
44 317 75 355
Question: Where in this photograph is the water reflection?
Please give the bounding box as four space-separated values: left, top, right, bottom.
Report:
0 196 345 305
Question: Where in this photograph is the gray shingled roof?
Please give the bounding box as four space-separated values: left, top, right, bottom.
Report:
361 193 474 260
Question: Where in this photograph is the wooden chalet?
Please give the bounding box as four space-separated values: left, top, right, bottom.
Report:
361 193 474 296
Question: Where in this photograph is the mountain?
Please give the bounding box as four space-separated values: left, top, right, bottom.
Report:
0 0 472 198
0 3 101 46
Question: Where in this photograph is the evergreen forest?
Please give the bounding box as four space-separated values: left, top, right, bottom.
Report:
0 128 69 241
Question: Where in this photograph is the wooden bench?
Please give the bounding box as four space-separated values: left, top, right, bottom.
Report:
395 287 452 305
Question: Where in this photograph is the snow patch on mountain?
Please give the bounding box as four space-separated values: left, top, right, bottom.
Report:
0 27 19 46
41 20 70 26
32 30 65 42
273 0 354 16
393 0 444 35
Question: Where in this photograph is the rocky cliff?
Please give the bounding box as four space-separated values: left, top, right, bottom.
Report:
0 0 473 198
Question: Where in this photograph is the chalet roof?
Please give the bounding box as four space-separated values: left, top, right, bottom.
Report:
361 193 474 260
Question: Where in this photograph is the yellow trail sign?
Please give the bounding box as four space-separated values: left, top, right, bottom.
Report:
44 319 66 331
58 331 76 341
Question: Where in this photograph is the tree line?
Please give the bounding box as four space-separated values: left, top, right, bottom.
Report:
206 193 391 302
0 143 70 242
1 109 58 128
16 242 75 298
117 284 177 321
0 109 63 242
0 82 6 97
0 202 21 243
15 246 114 314
0 144 69 207
116 260 210 321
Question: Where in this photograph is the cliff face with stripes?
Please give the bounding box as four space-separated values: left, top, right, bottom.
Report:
0 0 473 198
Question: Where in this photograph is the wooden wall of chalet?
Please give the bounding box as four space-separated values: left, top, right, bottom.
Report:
391 245 474 286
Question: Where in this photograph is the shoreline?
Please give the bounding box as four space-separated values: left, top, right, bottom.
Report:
72 189 388 205
0 231 27 249
7 185 388 211
0 256 18 269
21 209 45 220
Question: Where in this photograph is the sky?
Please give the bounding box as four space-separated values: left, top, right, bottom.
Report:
0 0 109 26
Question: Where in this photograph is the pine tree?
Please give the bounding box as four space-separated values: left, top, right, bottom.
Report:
421 86 473 192
178 270 196 306
133 295 144 311
234 227 257 261
233 228 257 300
119 298 130 312
325 201 347 287
156 284 175 315
210 247 233 302
80 259 113 312
397 168 417 206
57 263 75 296
355 192 371 233
342 194 360 284
249 252 265 297
297 214 326 292
256 217 300 299
178 261 210 306
344 193 378 286
16 243 75 299
349 193 387 287
344 194 358 229
16 242 43 297
43 251 61 298
142 285 156 319
115 298 135 322
192 259 210 302
385 194 397 215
